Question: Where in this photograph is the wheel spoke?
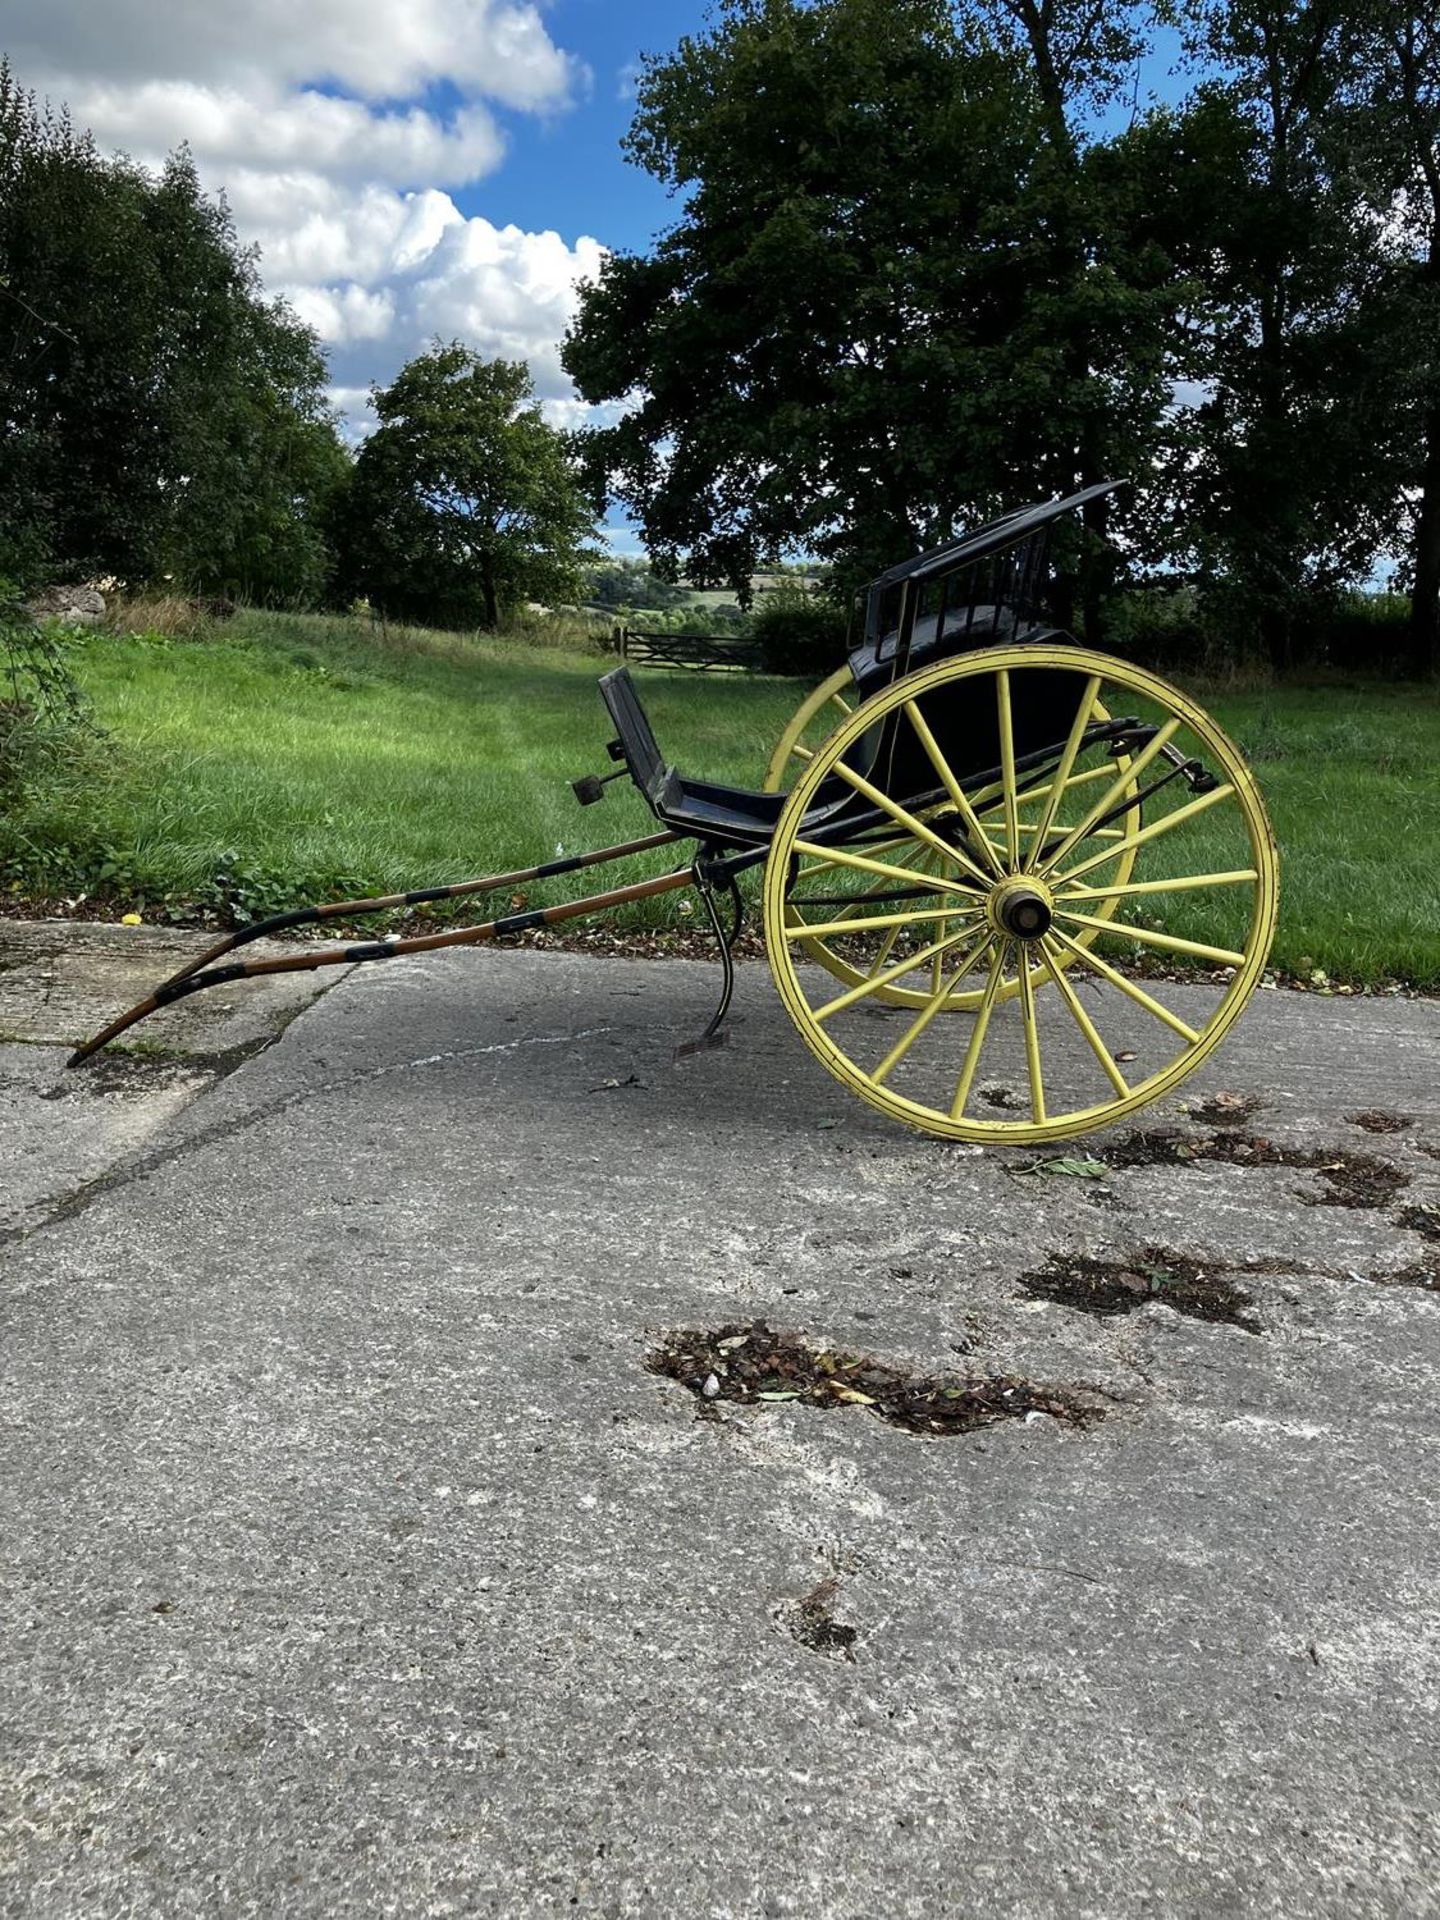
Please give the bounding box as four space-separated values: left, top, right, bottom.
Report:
1054 910 1247 970
871 933 995 1085
814 922 988 1022
796 833 919 884
869 920 907 980
1053 783 1237 888
1057 868 1258 903
1016 946 1046 1124
1037 719 1184 878
792 838 976 900
1047 927 1202 1045
821 761 994 889
996 670 1020 872
970 756 1116 819
950 941 1010 1118
1023 674 1101 871
829 693 853 716
1038 937 1130 1098
903 699 1003 875
782 904 977 942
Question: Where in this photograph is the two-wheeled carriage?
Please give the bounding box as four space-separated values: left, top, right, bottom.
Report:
72 482 1277 1143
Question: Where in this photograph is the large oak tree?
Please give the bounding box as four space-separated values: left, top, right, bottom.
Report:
563 0 1175 609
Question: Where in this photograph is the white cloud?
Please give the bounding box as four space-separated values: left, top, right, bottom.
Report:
288 282 397 346
1 0 612 434
62 80 504 189
5 0 579 111
281 202 606 409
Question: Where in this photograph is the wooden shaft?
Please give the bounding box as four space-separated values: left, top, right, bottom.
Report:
159 828 683 989
69 863 695 1065
238 867 694 977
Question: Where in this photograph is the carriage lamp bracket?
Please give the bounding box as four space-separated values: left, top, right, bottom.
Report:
1079 752 1221 848
571 764 629 806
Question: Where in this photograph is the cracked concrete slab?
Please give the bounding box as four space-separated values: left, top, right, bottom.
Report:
1 942 1438 1917
0 919 348 1232
0 918 346 1053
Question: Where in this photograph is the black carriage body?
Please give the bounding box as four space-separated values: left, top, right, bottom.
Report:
597 480 1125 855
843 481 1121 801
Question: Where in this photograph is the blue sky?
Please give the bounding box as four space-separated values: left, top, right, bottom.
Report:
468 0 699 255
464 7 1190 251
0 0 721 457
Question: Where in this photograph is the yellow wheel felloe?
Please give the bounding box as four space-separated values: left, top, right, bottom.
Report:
762 646 1279 1145
763 666 855 791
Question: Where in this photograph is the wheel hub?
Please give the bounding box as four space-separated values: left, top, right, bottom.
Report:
987 877 1054 941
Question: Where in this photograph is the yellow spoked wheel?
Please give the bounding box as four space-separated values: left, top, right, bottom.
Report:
764 668 1140 1010
762 646 1279 1144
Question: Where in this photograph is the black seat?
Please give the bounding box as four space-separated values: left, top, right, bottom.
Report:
599 667 788 847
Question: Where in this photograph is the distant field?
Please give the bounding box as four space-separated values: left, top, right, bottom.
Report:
4 608 1437 986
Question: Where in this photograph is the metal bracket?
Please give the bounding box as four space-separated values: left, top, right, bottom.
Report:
673 856 739 1061
1111 724 1218 792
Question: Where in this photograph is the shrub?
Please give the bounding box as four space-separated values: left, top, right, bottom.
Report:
751 583 850 676
1109 583 1415 680
0 579 92 788
621 603 751 636
1309 593 1410 676
1105 586 1220 674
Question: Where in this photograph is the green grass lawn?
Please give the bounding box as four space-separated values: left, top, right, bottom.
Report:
4 609 1438 986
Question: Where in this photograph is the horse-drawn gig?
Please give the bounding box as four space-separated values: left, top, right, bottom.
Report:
71 482 1278 1145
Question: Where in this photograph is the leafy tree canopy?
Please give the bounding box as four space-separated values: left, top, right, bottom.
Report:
1335 2 1440 671
337 344 600 630
0 62 344 601
563 0 1181 602
1144 2 1412 663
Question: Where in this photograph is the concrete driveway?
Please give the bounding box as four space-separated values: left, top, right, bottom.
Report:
2 922 1438 1917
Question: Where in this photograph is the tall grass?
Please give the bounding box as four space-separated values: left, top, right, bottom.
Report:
1 607 1436 985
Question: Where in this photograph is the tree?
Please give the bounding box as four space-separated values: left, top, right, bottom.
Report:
163 287 352 606
1149 3 1403 669
565 0 1181 624
1343 6 1440 675
962 0 1155 634
562 0 1071 595
0 63 343 599
339 345 600 630
583 556 689 610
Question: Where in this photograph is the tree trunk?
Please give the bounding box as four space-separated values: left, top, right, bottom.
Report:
1260 602 1291 676
1410 408 1440 677
1396 28 1440 678
1049 568 1077 633
1080 474 1110 646
1409 226 1440 678
479 556 499 630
